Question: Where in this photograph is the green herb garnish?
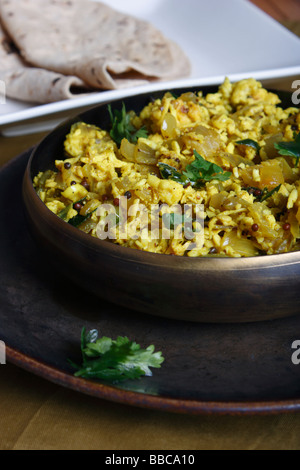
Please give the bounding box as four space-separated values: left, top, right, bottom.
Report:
63 197 95 228
183 150 232 185
244 185 281 202
57 203 73 221
68 213 91 228
162 212 193 230
68 328 164 383
158 163 189 185
58 198 89 225
236 139 261 152
162 212 184 230
68 207 98 228
108 103 148 145
158 150 231 188
260 185 281 202
274 132 300 166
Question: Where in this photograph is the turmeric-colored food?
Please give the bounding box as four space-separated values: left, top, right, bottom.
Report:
34 78 300 257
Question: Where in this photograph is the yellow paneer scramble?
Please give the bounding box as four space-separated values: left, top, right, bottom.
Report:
34 78 300 257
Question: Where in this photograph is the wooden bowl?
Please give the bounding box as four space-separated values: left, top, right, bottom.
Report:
22 85 300 323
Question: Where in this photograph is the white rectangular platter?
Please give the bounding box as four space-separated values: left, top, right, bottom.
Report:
0 0 299 135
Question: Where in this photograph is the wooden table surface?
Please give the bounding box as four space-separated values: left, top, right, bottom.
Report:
250 0 300 21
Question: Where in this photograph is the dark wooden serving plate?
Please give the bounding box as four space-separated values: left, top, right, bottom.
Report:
1 149 300 415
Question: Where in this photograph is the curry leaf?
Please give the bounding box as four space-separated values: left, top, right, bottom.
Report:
59 197 88 225
260 184 282 202
57 203 73 221
274 132 300 166
158 163 188 185
243 185 281 202
68 212 92 228
236 139 261 151
67 198 97 228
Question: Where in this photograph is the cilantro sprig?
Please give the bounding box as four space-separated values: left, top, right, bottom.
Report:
68 328 164 383
184 150 232 184
158 150 231 188
108 103 148 145
274 132 300 166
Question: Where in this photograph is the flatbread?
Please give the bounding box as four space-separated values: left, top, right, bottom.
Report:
0 0 191 103
0 23 91 103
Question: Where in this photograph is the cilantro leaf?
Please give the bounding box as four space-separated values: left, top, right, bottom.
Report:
236 139 261 152
69 328 164 383
158 150 231 188
108 103 148 145
274 132 300 166
183 150 231 185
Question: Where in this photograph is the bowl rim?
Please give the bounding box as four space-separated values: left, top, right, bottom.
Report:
24 84 300 271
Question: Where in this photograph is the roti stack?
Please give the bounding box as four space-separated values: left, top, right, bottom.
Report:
0 0 191 103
